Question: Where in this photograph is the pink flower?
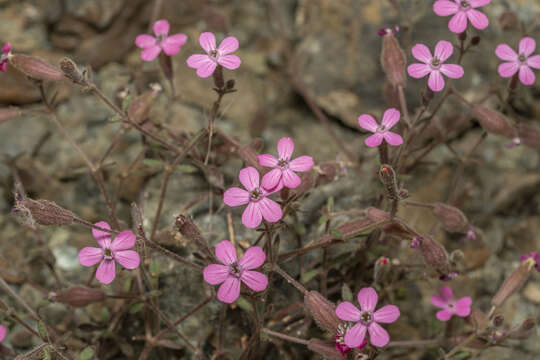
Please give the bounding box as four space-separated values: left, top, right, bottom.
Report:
223 167 283 228
433 0 491 34
335 287 400 348
186 32 241 78
257 137 314 190
520 251 540 272
407 40 464 92
358 108 403 147
1 42 11 72
135 20 187 62
203 240 268 303
334 323 367 356
430 286 471 321
0 325 5 342
78 222 141 284
495 37 540 86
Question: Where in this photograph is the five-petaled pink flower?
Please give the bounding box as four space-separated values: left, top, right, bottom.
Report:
358 108 403 147
407 40 464 92
257 137 314 190
186 32 241 78
78 222 141 284
520 251 540 272
335 287 400 348
135 20 187 62
433 0 491 34
203 240 268 303
1 42 11 72
430 286 471 321
0 325 5 342
223 167 283 228
495 37 540 86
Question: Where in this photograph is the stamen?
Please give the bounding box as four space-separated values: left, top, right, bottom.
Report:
103 248 113 260
460 1 470 8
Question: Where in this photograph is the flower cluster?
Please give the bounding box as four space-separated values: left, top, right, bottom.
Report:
430 286 472 321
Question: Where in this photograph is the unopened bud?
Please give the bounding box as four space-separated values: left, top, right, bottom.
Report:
419 236 451 276
450 249 465 265
13 197 74 228
59 57 86 85
174 215 213 259
9 54 65 82
307 339 344 360
379 164 399 200
473 105 517 139
431 203 469 233
374 256 391 283
491 258 535 307
304 291 341 333
380 32 406 87
410 236 420 248
508 318 536 339
213 65 224 89
226 79 235 90
0 107 22 125
50 286 105 307
470 36 481 46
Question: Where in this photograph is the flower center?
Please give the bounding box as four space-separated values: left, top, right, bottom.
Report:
250 188 263 201
210 49 218 58
431 57 441 68
103 248 114 260
277 158 289 169
460 1 470 9
156 34 166 45
376 124 386 133
229 262 243 278
518 54 527 63
360 310 372 324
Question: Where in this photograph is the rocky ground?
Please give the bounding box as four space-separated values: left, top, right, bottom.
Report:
0 0 539 359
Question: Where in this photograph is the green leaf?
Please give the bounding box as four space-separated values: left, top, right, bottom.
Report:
129 302 145 314
236 297 253 312
176 164 198 173
327 196 334 213
143 159 164 168
149 259 160 277
37 321 48 340
122 95 132 112
300 269 319 283
123 277 132 293
101 307 110 323
318 214 329 225
43 346 52 360
341 283 353 302
78 347 95 360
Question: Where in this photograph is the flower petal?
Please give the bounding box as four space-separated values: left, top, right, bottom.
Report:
162 34 187 55
224 187 250 206
358 287 378 312
428 70 445 92
239 246 266 269
440 286 454 302
141 45 162 62
196 59 217 78
519 37 536 57
199 32 216 53
448 11 468 34
527 55 540 69
114 250 140 269
367 322 390 347
358 114 378 132
239 167 260 191
153 20 169 36
383 131 403 146
433 1 459 16
454 297 472 317
2 42 11 54
187 54 210 68
218 55 241 70
373 305 400 323
411 44 432 63
215 240 237 265
336 301 361 321
96 259 116 284
217 277 241 303
519 65 536 85
78 247 103 267
436 309 453 321
495 44 518 61
218 36 239 54
277 137 294 160
258 154 278 167
344 323 367 348
241 270 268 291
261 168 283 190
440 64 464 79
381 108 400 129
258 198 283 223
470 0 491 7
289 156 314 172
434 40 454 62
203 264 229 285
430 295 447 308
0 325 6 342
92 221 111 248
498 62 519 78
407 63 431 78
111 230 136 251
365 133 384 147
242 202 262 228
282 169 301 188
135 34 157 49
466 9 489 30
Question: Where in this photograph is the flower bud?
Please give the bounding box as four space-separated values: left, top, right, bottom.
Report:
473 105 517 139
0 107 22 125
304 291 341 333
307 339 344 360
374 256 391 283
9 54 65 82
212 64 224 89
380 31 406 87
431 203 469 233
50 286 105 307
379 164 399 200
418 236 451 276
225 79 235 90
410 236 420 248
470 36 481 46
174 214 213 259
13 197 74 228
491 258 535 307
59 57 86 85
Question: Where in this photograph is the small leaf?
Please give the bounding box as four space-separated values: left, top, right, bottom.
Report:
327 196 334 213
236 297 253 312
176 164 198 173
37 320 48 339
122 95 132 112
101 307 110 323
123 277 132 293
129 302 145 314
149 259 160 277
43 346 52 360
300 269 319 283
341 283 353 302
318 215 329 225
78 347 95 360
